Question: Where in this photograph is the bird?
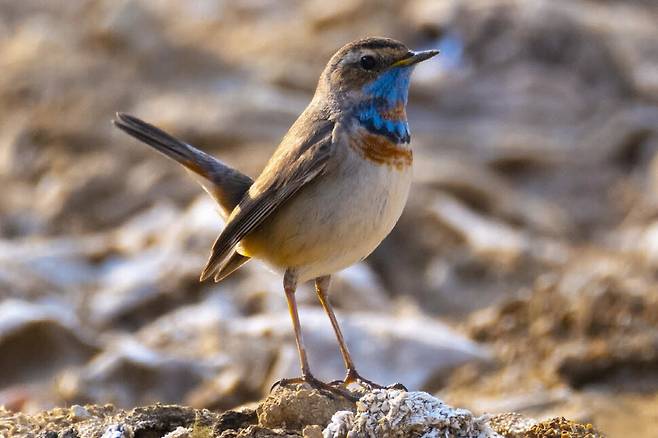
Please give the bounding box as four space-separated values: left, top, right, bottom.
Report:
114 37 438 399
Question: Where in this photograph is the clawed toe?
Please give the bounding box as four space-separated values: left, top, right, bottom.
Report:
340 369 408 392
270 376 304 392
271 374 358 402
270 369 406 401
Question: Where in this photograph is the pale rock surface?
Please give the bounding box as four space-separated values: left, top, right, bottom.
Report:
323 389 500 438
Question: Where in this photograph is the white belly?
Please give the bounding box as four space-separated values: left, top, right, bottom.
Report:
243 146 412 282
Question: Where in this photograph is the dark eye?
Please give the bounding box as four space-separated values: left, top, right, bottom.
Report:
360 55 377 70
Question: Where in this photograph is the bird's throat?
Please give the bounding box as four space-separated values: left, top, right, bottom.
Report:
356 98 410 144
356 68 413 144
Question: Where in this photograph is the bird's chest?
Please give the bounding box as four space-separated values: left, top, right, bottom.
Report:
276 138 411 279
241 128 412 280
316 130 413 244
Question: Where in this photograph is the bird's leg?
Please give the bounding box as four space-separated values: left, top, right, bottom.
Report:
315 275 408 392
284 269 311 377
314 276 357 374
272 270 357 401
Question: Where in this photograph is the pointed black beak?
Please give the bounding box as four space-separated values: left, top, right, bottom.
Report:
392 49 440 68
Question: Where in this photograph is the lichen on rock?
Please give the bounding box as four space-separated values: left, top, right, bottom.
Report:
323 389 500 438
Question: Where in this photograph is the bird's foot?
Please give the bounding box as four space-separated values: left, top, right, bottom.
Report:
271 373 359 402
331 369 408 392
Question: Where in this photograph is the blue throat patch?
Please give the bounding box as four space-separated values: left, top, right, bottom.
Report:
356 67 412 144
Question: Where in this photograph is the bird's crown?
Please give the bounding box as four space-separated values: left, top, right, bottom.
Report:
315 37 438 144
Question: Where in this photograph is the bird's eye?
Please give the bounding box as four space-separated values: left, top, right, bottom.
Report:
359 55 377 70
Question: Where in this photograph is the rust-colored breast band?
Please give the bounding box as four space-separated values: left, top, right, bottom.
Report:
350 133 412 170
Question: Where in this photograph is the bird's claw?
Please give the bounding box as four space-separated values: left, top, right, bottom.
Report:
270 374 358 402
331 369 408 392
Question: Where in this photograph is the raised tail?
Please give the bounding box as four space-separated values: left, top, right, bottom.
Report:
113 112 253 282
113 112 253 219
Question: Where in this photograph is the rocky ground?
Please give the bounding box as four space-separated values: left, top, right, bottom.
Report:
1 0 658 437
0 384 604 437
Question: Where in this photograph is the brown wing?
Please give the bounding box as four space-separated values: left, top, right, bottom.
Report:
200 119 336 281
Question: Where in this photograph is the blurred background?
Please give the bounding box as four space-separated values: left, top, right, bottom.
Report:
0 0 657 436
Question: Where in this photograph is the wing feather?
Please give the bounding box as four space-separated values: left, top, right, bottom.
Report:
200 119 336 281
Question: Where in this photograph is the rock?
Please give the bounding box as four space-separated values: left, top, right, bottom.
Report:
162 426 192 438
135 290 239 360
258 385 354 431
56 337 209 407
302 425 323 438
415 157 572 237
92 0 167 55
329 264 393 313
101 424 134 438
0 236 105 297
487 412 538 438
0 386 603 437
185 368 261 412
58 290 273 409
71 404 92 420
446 253 658 433
522 417 604 438
487 412 603 438
89 199 218 328
0 299 99 388
323 388 500 438
0 404 119 437
467 257 658 388
429 193 529 269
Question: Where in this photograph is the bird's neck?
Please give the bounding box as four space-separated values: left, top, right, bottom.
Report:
355 68 412 144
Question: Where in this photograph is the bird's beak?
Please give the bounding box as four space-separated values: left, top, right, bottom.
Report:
391 50 440 68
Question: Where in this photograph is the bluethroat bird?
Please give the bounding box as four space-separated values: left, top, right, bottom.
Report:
114 37 438 399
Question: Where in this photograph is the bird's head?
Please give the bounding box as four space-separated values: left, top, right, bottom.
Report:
316 37 438 143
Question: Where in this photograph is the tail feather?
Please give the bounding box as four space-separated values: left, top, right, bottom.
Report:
114 112 253 282
113 112 253 218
